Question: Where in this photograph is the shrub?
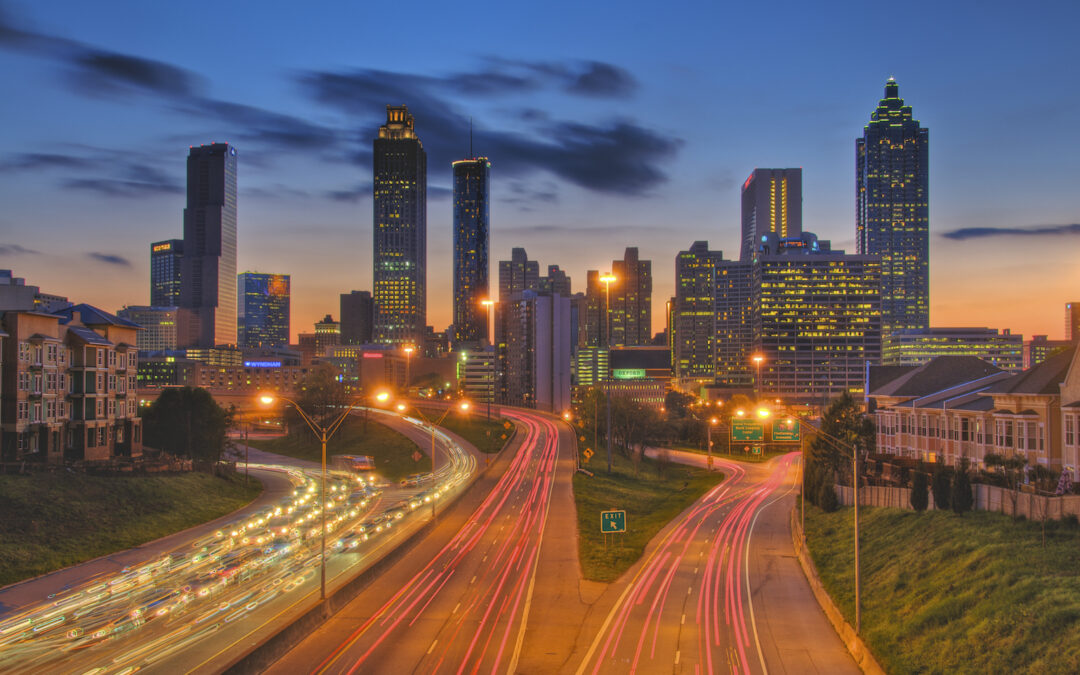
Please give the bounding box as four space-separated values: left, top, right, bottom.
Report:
932 464 951 511
952 459 973 515
819 480 839 513
911 471 929 512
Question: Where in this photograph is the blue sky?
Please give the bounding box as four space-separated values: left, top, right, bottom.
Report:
1 0 1078 341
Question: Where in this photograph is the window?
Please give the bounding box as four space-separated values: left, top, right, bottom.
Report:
17 401 28 421
32 403 41 423
98 428 106 446
1067 418 1076 446
107 400 115 417
96 399 104 418
108 351 116 367
96 349 104 367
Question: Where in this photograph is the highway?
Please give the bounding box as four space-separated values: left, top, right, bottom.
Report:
266 408 562 674
0 409 478 674
574 450 858 675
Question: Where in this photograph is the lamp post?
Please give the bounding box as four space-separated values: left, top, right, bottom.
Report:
403 345 415 394
752 353 764 399
707 417 719 469
480 299 495 420
258 392 372 602
800 416 862 635
393 400 470 518
600 273 616 473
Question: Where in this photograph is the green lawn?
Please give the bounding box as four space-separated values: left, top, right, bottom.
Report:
0 472 260 587
246 416 426 482
574 451 724 582
805 506 1080 673
416 407 509 454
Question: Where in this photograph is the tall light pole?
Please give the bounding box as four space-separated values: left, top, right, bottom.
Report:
393 400 470 517
480 299 495 419
600 273 616 473
707 417 719 470
403 345 415 394
258 392 375 602
752 353 764 399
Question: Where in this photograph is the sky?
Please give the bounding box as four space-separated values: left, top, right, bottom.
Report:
1 0 1078 343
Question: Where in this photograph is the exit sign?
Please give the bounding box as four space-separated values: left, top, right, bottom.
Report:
731 419 764 442
771 420 801 442
601 510 626 533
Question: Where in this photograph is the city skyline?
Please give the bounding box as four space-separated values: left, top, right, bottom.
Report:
1 2 1078 342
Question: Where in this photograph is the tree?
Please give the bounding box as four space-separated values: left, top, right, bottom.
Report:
952 457 973 514
932 464 951 511
809 392 875 484
663 390 695 420
910 469 929 512
143 387 231 462
818 479 839 512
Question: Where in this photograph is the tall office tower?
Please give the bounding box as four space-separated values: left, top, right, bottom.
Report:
314 314 341 354
856 78 929 335
150 239 183 306
451 157 490 349
117 305 185 351
180 143 238 347
237 272 290 349
1067 302 1080 341
498 247 539 301
715 258 753 386
583 271 604 347
739 169 802 262
340 290 374 345
611 247 652 346
753 232 882 403
494 290 571 412
674 242 721 384
373 105 427 346
540 265 572 297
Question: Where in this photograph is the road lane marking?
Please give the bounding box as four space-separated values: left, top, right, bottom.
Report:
427 639 438 655
452 602 460 615
681 613 686 625
675 650 681 665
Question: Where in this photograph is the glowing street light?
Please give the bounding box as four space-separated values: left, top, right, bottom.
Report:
752 353 765 397
707 416 719 469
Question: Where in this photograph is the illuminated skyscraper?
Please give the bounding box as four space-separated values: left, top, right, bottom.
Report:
611 247 652 347
753 232 881 402
740 168 802 262
150 239 183 306
180 143 237 347
451 157 490 349
498 247 539 301
237 272 290 349
856 79 929 335
373 106 426 346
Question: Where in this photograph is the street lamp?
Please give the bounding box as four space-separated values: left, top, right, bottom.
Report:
752 353 764 398
403 345 415 394
600 273 616 473
392 400 471 517
258 391 372 601
707 417 719 469
800 416 863 635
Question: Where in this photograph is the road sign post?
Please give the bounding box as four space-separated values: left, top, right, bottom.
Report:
601 509 626 533
771 419 801 443
731 419 764 443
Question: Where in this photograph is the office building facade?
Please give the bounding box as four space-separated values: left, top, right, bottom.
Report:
373 106 427 347
740 168 802 262
610 247 652 347
340 290 374 345
856 79 929 335
882 327 1023 371
180 143 238 347
150 239 183 307
498 247 539 302
496 290 571 413
451 157 490 349
237 272 290 349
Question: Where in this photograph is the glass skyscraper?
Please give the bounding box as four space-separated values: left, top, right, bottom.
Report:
856 78 929 335
180 143 238 347
150 239 183 306
451 157 490 349
373 106 426 347
237 272 290 349
740 168 802 262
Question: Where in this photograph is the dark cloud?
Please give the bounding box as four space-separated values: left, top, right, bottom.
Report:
87 252 131 267
0 152 95 172
941 223 1080 240
181 98 339 151
325 181 373 203
0 243 41 255
481 57 638 98
70 50 203 97
501 180 559 211
63 177 182 198
243 184 312 200
564 61 637 98
301 68 679 195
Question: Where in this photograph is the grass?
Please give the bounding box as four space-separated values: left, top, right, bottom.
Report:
805 505 1080 673
0 472 260 587
416 407 510 455
246 416 427 482
574 450 724 582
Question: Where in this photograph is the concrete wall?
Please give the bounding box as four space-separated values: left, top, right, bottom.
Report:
835 483 1080 520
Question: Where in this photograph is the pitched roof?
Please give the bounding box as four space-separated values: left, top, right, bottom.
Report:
53 303 141 329
65 325 112 346
984 346 1076 396
872 356 1003 398
868 365 917 392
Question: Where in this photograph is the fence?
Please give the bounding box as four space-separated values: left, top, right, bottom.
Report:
835 483 1080 520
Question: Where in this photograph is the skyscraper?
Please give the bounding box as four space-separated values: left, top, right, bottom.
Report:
740 169 802 262
1067 302 1080 341
498 247 539 301
856 78 929 335
180 143 237 347
237 272 290 349
150 239 183 306
610 247 652 347
340 290 374 345
373 106 427 347
451 157 490 349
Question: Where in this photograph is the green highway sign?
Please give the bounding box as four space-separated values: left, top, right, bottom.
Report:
731 419 764 442
771 420 801 442
601 510 626 533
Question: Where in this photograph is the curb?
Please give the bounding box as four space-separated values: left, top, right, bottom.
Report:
790 507 886 675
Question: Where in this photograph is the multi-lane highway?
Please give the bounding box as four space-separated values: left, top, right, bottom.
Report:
266 408 562 674
575 450 858 675
0 409 478 674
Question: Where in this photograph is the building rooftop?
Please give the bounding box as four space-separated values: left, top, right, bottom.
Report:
871 356 1004 398
984 345 1077 396
54 303 141 329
